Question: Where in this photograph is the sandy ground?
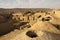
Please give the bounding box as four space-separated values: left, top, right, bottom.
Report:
0 9 60 40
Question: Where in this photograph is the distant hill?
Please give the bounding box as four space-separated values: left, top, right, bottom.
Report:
0 8 53 14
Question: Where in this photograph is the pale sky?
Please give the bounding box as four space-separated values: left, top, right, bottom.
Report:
0 0 60 8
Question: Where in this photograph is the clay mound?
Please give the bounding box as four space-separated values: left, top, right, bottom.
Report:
6 30 60 40
31 21 60 34
0 20 60 40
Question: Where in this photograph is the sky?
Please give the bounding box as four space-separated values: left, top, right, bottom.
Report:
0 0 60 8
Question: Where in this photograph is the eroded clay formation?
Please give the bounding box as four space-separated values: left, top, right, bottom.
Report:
0 9 60 40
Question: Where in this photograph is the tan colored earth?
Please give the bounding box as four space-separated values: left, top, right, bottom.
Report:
0 9 60 40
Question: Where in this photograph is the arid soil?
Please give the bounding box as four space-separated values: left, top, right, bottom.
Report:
0 8 60 40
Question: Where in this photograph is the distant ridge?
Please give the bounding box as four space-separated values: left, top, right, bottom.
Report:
0 8 53 14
